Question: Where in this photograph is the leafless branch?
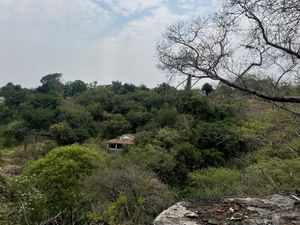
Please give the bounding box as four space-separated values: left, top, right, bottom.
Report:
157 0 300 105
39 211 62 225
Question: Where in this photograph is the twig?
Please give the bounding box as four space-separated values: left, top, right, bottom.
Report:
272 102 300 117
232 95 251 101
259 168 277 190
291 195 300 203
39 211 62 225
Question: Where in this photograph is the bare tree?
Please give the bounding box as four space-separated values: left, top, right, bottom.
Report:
157 0 300 103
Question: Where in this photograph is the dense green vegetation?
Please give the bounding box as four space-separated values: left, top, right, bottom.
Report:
0 74 299 225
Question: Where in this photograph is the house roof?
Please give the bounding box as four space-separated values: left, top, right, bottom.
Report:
106 134 134 145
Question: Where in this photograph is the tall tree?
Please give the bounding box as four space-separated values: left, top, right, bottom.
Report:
157 0 300 104
0 83 28 107
64 80 87 96
185 75 192 91
201 83 214 96
37 73 64 95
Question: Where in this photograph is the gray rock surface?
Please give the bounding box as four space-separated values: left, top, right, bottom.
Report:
154 202 199 225
153 194 300 225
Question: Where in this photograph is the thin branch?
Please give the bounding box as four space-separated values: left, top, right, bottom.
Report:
240 3 300 59
272 102 300 117
39 212 62 225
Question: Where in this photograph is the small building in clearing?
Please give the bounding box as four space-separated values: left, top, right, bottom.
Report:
106 134 134 151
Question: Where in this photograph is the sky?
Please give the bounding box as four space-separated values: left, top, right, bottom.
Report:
0 0 222 88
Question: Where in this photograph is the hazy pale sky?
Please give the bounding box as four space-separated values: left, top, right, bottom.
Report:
0 0 222 88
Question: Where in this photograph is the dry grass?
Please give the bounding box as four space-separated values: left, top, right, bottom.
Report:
0 141 56 177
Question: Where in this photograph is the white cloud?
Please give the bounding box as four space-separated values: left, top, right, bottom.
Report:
170 0 224 16
103 0 163 16
68 6 180 86
0 0 223 88
0 0 113 87
0 0 112 37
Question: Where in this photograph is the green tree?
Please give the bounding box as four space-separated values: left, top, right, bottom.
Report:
126 110 151 132
75 86 114 112
187 168 242 198
85 103 104 120
29 93 59 109
37 73 64 95
22 107 55 130
3 120 28 142
122 83 136 94
156 105 178 128
111 81 123 94
58 101 92 127
0 82 28 107
21 145 106 224
2 120 31 149
194 121 245 161
0 104 11 125
57 101 93 142
50 122 77 145
86 158 173 225
111 95 133 114
103 114 131 138
64 80 87 96
120 145 178 186
154 128 183 150
176 93 220 121
201 83 214 96
175 143 203 171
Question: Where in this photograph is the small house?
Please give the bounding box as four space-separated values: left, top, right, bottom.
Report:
106 134 134 151
0 97 4 104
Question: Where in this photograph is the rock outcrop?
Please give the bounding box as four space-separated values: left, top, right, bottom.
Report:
154 194 300 225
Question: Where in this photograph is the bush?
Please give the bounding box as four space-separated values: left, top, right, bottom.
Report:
175 143 202 171
50 122 77 145
242 158 300 196
7 175 45 225
121 145 177 185
86 158 173 225
194 121 245 160
17 145 106 224
153 128 182 150
200 149 225 167
103 114 131 138
156 105 178 128
185 168 242 198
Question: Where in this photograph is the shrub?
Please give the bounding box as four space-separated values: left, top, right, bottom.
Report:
194 121 245 160
86 160 173 225
18 145 106 224
50 122 77 145
185 168 242 198
242 158 300 196
175 143 202 171
103 114 131 138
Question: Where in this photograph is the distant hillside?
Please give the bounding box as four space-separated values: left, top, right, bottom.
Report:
0 75 299 225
